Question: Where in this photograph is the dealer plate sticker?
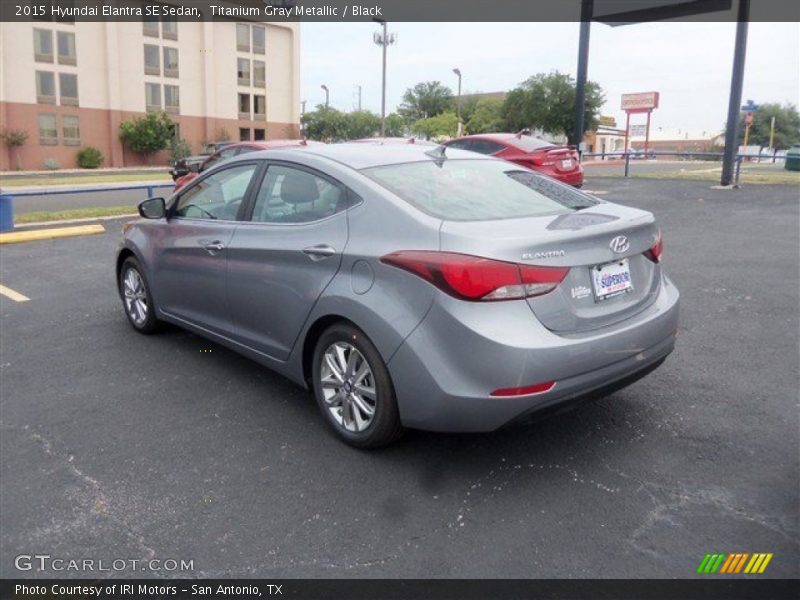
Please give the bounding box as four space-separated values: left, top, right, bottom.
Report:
592 258 633 300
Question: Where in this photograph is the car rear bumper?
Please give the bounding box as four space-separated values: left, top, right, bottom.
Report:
387 274 679 432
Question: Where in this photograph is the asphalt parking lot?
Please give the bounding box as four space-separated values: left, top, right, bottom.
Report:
1 177 798 578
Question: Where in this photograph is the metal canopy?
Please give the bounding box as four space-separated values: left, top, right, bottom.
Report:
573 0 746 186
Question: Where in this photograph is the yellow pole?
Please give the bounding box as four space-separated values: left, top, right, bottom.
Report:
743 122 751 148
769 116 776 151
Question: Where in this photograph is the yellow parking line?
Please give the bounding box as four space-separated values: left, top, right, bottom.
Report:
0 224 105 245
0 284 30 302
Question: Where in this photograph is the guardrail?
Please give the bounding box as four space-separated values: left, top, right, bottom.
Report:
581 151 788 185
0 182 175 232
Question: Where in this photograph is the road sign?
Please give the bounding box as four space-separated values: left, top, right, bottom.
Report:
741 100 758 112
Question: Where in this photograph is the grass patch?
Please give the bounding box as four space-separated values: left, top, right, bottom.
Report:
3 172 172 187
590 165 800 185
15 206 137 224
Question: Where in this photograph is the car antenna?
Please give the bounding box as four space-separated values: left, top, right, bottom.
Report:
425 144 447 166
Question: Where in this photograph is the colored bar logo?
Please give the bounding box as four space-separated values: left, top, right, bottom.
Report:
697 553 773 574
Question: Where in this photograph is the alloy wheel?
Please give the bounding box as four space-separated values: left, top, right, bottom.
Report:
122 267 148 326
320 342 377 433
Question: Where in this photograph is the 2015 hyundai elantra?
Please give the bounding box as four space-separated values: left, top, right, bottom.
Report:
117 143 679 448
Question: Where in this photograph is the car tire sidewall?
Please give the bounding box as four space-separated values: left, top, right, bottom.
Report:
312 323 403 449
119 257 159 334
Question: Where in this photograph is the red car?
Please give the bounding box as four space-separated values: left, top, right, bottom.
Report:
443 133 583 187
173 139 323 192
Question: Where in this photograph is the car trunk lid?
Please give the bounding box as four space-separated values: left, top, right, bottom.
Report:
438 204 661 333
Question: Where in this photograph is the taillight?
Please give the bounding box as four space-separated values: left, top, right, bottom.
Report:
645 231 663 263
380 251 569 301
529 153 555 167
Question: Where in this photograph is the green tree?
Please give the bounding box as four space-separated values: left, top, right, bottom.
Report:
301 105 349 142
345 110 381 140
399 81 454 124
502 71 605 141
384 113 406 137
412 111 459 140
466 98 506 134
1 128 29 170
119 112 175 164
736 103 800 149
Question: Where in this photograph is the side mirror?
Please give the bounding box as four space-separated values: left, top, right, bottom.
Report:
138 197 166 219
189 162 201 173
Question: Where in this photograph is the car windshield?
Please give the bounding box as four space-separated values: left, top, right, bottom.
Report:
363 159 593 221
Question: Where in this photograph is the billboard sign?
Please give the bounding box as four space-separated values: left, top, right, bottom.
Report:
629 124 647 136
621 92 660 111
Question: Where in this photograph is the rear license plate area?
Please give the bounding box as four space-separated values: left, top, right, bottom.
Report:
591 258 633 301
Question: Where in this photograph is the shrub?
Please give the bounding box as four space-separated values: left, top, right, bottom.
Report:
1 128 29 170
76 146 104 169
43 157 61 170
119 111 175 164
168 137 192 164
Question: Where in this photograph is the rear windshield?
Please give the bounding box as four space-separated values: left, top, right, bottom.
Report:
363 159 594 221
504 136 554 152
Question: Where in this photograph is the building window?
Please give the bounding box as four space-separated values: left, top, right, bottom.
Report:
145 83 162 112
62 115 80 145
236 24 250 52
252 25 265 54
238 93 251 120
239 128 251 142
59 73 79 106
253 60 265 88
144 44 160 75
34 29 53 63
254 128 265 141
254 95 266 119
162 17 178 40
143 17 159 37
164 85 180 114
38 114 58 145
57 31 76 65
237 58 251 86
163 47 179 78
36 71 56 104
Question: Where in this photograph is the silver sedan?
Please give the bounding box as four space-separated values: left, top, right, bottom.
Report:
117 143 679 448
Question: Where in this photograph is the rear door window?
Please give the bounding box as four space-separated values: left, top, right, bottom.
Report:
250 164 347 224
467 139 506 155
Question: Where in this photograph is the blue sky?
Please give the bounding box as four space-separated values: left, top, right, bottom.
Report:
300 21 799 135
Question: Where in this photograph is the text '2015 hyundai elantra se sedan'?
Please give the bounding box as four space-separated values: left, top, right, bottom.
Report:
117 143 679 448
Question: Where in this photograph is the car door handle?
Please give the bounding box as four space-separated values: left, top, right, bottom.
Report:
302 244 337 260
200 240 226 254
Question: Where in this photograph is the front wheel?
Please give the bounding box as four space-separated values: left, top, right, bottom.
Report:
118 257 160 334
311 323 404 449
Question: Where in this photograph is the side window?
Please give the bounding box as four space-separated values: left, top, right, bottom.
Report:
202 147 239 171
446 140 472 151
251 165 346 224
469 140 505 155
174 164 258 221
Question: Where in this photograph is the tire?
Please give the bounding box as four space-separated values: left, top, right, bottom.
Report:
118 257 160 334
311 323 404 449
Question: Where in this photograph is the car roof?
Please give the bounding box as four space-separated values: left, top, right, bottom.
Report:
242 142 490 170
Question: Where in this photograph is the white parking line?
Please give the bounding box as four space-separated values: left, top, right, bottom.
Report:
0 284 30 302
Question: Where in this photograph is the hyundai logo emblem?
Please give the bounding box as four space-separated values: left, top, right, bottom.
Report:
610 236 630 254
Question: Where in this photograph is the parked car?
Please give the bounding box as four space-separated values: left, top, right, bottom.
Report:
444 133 584 187
173 139 322 192
117 144 679 448
169 141 236 181
350 137 437 146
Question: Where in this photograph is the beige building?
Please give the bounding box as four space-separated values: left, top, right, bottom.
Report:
0 17 300 170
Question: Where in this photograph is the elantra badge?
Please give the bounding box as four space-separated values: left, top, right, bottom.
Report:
609 236 630 254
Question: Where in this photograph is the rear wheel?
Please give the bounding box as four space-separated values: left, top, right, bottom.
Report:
312 323 404 448
118 257 160 334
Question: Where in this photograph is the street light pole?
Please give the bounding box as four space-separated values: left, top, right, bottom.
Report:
453 68 462 136
321 84 329 107
373 19 396 137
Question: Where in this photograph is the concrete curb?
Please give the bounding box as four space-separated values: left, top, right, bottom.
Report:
0 224 106 245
